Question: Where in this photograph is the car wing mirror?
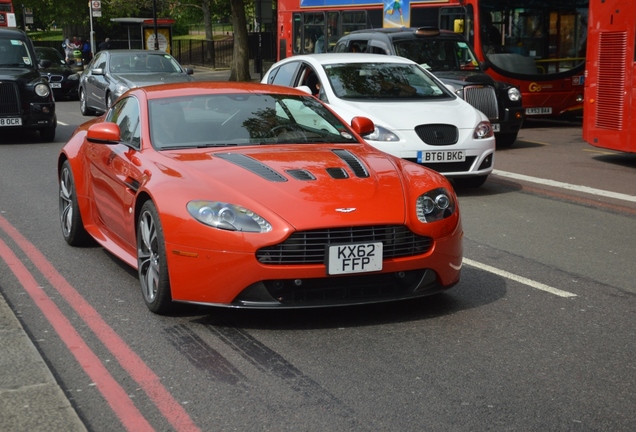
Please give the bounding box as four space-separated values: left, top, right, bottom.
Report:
39 59 52 68
92 68 104 75
184 67 194 75
350 116 375 136
87 122 121 144
294 85 312 95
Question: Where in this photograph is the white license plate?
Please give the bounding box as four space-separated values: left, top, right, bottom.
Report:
327 242 383 275
49 83 62 88
0 117 22 126
525 107 552 115
492 123 500 132
417 150 465 163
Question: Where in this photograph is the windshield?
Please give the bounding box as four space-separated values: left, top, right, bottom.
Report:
0 37 35 68
36 48 66 65
324 63 452 100
393 39 481 72
149 93 359 150
110 53 184 74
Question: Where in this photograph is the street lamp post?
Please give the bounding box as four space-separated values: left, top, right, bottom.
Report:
152 0 159 50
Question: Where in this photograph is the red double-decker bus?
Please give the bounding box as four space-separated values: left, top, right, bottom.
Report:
277 0 588 119
0 0 15 27
582 0 635 153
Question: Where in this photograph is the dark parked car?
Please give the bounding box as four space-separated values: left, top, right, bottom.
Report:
334 28 524 148
0 28 56 141
79 49 194 115
35 46 79 100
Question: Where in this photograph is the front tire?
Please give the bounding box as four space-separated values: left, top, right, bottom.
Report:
40 124 56 142
79 88 95 116
137 201 173 314
59 160 91 246
495 132 518 149
453 175 488 189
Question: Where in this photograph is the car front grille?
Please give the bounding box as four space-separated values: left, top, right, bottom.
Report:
256 225 433 265
47 74 64 83
464 85 499 120
0 82 20 115
414 124 458 145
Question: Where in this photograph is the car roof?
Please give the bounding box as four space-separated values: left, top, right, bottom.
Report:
280 53 418 65
0 28 29 39
103 49 175 55
346 27 463 40
137 81 312 100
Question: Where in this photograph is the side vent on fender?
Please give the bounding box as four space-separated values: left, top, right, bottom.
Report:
326 167 349 179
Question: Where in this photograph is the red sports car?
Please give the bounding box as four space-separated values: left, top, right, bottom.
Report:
58 82 463 314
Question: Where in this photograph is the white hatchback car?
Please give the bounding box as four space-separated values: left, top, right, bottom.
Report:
262 54 495 187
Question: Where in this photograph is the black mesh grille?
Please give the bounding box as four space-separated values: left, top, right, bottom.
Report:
256 225 433 265
0 83 20 115
414 124 458 146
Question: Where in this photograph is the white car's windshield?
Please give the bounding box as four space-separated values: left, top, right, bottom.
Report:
149 93 359 149
324 63 452 100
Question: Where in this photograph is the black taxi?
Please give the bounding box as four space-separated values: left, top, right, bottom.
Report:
0 28 56 141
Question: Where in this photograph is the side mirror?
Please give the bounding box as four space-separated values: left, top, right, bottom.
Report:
39 59 52 68
294 85 313 95
87 122 121 144
184 67 194 75
92 68 104 76
350 116 375 136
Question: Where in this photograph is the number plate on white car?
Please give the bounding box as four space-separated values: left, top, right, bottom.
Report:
0 117 22 126
417 150 465 163
327 242 383 275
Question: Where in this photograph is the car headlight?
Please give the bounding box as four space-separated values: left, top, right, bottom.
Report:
508 87 521 102
473 121 494 139
416 188 456 223
363 125 399 141
35 83 50 97
114 83 130 96
187 200 272 233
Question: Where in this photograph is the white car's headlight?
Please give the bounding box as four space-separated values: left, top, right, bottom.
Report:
473 121 494 139
508 87 521 102
35 83 50 97
187 201 272 233
416 188 456 223
363 125 399 141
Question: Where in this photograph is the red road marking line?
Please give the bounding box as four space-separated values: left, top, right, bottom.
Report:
0 215 200 432
0 237 153 431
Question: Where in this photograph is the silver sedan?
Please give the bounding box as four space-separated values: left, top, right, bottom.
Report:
78 49 194 115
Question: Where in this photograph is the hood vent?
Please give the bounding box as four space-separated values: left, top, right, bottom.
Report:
286 169 316 180
331 149 369 178
326 167 349 179
216 153 287 182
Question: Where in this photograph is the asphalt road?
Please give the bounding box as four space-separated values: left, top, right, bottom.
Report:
0 98 634 431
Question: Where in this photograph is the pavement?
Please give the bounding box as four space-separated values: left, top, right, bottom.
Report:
0 65 242 432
